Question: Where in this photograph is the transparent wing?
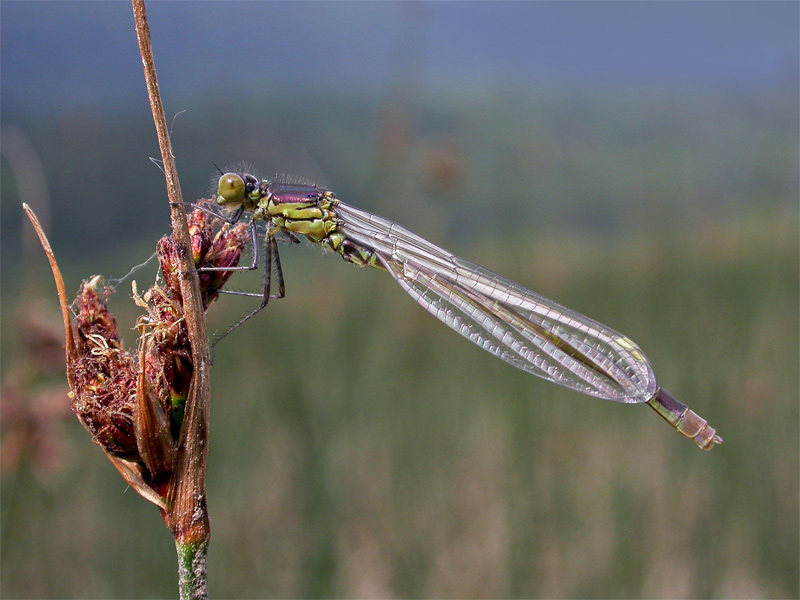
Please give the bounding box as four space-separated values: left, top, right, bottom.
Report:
335 201 658 403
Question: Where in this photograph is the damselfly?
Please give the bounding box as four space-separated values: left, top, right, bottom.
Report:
199 171 722 450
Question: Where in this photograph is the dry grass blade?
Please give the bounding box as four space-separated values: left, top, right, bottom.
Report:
22 203 77 384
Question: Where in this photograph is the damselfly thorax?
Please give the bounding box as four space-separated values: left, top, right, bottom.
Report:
216 172 381 268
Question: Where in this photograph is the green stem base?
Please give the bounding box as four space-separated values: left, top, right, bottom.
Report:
176 538 209 600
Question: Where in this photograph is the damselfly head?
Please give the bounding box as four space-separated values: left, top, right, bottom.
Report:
216 172 245 206
216 172 262 207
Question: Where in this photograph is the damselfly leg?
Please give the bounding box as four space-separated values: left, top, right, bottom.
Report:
180 200 294 356
210 230 286 353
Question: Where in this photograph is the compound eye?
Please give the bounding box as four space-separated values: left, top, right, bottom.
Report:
217 173 245 205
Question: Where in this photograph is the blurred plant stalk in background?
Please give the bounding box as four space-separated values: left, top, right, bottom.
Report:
0 300 72 480
0 125 73 482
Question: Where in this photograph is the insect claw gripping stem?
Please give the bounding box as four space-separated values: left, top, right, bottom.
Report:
169 201 198 209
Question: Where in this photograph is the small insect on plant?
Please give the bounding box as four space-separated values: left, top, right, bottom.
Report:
198 169 722 450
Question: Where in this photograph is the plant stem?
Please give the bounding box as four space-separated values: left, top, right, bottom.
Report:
176 539 210 600
131 1 212 597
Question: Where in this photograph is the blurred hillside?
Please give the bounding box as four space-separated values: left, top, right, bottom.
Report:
2 85 796 285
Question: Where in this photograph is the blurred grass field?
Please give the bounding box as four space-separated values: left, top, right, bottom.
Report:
1 203 796 597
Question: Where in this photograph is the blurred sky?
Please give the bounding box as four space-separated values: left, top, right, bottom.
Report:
2 1 798 116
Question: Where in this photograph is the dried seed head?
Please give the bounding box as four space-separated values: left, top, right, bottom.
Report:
157 236 183 302
202 222 249 306
141 207 248 438
53 207 244 505
159 208 248 310
188 208 214 268
69 278 139 460
138 285 192 438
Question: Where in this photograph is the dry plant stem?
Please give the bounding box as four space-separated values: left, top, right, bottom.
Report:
132 1 210 597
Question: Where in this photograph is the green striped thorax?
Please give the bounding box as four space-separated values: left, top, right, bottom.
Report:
215 172 380 268
216 172 338 242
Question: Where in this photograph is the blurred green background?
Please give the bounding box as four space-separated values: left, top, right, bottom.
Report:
1 2 797 598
